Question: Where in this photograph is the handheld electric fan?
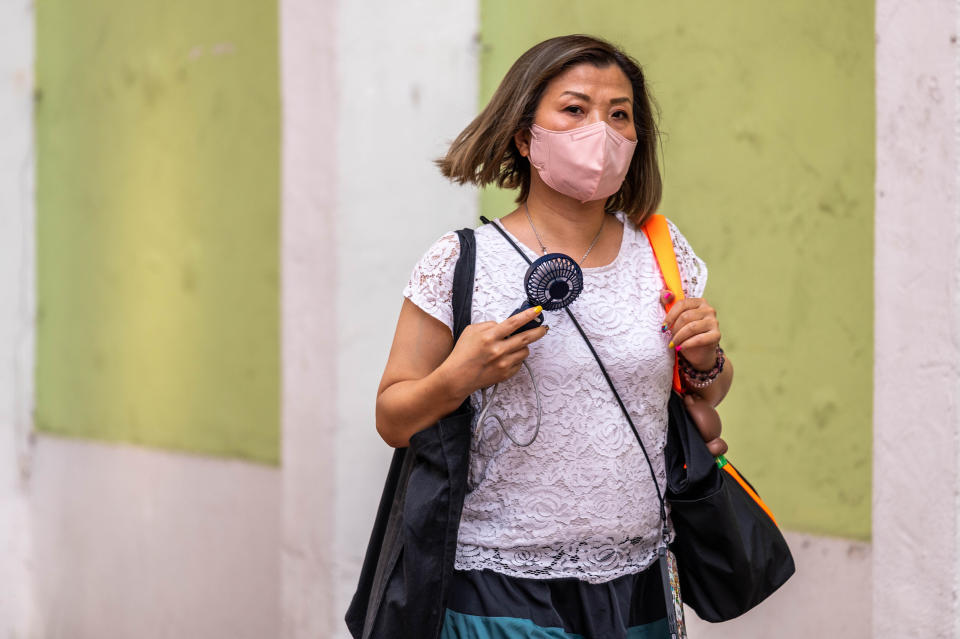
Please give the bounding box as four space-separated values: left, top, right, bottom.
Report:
509 253 584 334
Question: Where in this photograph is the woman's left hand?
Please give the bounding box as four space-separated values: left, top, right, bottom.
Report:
683 394 729 457
660 290 721 371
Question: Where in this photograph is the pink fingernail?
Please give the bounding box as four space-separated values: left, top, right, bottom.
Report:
674 344 682 352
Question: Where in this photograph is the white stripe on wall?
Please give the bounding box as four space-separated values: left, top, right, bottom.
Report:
332 2 479 631
874 0 960 634
279 0 340 636
0 0 37 635
280 1 479 636
955 0 960 629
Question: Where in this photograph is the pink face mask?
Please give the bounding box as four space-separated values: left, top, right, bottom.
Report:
528 121 638 203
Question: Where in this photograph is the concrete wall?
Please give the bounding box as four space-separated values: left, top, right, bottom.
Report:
873 0 960 635
0 0 38 635
7 0 960 636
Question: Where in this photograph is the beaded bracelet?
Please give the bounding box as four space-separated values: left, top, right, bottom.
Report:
679 347 725 389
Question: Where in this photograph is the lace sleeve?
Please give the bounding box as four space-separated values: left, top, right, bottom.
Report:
666 218 708 298
402 232 461 333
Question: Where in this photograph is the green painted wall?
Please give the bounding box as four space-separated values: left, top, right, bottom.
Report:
480 1 874 539
35 0 280 464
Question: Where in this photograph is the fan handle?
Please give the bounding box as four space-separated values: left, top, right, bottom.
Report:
508 300 545 336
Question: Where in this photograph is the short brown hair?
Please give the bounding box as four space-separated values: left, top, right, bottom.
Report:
437 34 662 226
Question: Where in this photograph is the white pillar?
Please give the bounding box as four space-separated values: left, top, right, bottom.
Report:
280 1 479 636
0 0 38 635
874 0 960 634
332 1 479 629
279 0 340 635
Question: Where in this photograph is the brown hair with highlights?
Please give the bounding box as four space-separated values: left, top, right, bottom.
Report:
437 34 662 225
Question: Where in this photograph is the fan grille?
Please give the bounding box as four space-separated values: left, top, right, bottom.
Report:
524 253 583 311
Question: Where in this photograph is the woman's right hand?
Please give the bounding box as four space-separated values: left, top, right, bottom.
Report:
436 305 550 400
376 300 549 447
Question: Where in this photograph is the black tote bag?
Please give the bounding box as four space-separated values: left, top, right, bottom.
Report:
664 389 796 622
345 228 476 639
641 214 795 622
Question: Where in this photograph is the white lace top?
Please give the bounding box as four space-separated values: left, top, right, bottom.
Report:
402 211 707 584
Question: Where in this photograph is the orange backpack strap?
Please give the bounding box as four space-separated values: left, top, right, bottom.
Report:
646 217 780 525
641 214 684 392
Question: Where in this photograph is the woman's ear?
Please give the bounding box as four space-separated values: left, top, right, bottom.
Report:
514 129 531 157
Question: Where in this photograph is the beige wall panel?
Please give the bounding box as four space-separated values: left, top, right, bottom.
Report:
31 436 280 638
686 532 871 637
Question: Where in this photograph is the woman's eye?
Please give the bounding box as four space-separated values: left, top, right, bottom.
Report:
612 110 629 120
564 105 584 115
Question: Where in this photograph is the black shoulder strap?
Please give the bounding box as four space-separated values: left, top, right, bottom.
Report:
479 216 532 266
451 228 476 342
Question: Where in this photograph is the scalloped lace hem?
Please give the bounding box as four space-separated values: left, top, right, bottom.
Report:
453 538 664 585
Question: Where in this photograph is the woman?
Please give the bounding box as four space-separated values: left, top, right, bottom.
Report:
374 35 730 638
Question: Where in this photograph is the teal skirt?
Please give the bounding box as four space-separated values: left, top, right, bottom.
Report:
440 567 669 639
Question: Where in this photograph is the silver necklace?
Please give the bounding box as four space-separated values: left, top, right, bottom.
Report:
524 201 606 265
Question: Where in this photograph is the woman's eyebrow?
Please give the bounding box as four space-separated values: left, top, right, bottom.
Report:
560 90 591 101
558 91 632 106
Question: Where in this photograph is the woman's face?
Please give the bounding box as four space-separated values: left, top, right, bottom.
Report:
531 62 637 141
